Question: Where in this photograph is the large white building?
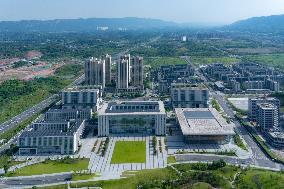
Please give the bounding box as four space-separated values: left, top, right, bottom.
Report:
171 83 209 108
85 57 105 88
175 108 235 144
98 101 166 136
18 120 85 155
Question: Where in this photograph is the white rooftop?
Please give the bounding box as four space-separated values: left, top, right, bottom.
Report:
175 108 235 136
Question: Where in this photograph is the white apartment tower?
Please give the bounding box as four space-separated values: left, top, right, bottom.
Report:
117 59 129 89
132 56 144 88
120 54 131 83
104 54 112 85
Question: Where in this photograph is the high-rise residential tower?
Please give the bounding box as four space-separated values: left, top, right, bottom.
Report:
132 56 144 88
117 59 129 89
85 57 105 88
120 54 131 83
104 54 112 85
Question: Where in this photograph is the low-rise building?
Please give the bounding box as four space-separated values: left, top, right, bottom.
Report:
62 86 101 110
170 83 209 108
175 108 235 144
98 101 166 136
44 107 92 122
18 120 85 155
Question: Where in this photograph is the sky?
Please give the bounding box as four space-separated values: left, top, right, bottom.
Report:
1 0 284 24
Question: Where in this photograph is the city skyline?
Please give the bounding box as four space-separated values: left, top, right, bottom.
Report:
1 0 284 24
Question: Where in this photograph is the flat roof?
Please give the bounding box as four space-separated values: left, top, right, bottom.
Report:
20 121 83 137
175 108 235 136
98 101 165 115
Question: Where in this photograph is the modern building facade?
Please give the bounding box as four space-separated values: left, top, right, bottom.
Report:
175 108 235 144
98 101 166 136
116 59 129 90
104 54 112 85
85 57 105 88
170 83 209 108
44 107 92 122
62 86 101 110
18 120 85 155
256 103 279 132
248 97 280 121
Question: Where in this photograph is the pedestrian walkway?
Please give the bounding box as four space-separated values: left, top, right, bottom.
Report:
88 136 167 177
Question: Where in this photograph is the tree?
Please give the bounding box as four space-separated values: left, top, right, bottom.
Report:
3 164 9 174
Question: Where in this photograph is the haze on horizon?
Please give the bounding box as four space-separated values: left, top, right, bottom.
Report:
1 0 284 24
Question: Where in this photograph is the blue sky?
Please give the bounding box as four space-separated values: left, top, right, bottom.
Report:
1 0 284 24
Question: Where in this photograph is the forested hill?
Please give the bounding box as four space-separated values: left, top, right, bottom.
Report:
0 17 177 32
227 14 284 33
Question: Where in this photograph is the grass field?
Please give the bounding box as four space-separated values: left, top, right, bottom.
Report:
71 173 96 181
7 158 89 176
144 57 186 69
245 53 284 70
190 56 239 66
167 156 176 164
111 141 146 164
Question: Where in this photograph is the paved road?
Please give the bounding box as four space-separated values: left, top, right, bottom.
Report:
182 56 283 170
0 75 85 153
0 173 72 188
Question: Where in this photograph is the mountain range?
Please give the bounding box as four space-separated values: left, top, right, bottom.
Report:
0 14 284 33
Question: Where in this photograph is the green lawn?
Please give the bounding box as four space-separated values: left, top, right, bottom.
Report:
245 53 284 71
144 57 186 69
167 156 176 164
111 141 146 164
191 56 239 66
72 173 96 181
7 158 89 176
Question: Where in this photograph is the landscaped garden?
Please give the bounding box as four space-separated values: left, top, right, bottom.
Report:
111 141 146 164
7 157 89 176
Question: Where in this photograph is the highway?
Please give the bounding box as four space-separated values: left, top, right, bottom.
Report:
0 74 85 153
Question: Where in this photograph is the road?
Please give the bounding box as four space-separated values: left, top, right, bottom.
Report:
0 173 72 188
0 74 85 153
182 56 283 170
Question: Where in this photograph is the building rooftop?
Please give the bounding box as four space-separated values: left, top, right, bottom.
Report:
171 83 207 90
175 108 235 136
20 121 84 137
98 101 165 115
63 86 100 93
257 103 277 110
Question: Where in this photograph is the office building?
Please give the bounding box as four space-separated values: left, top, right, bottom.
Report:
62 86 101 110
132 56 144 88
175 108 235 144
45 107 92 122
170 83 209 108
248 97 280 121
85 57 105 88
257 103 279 133
98 101 166 136
18 120 85 155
